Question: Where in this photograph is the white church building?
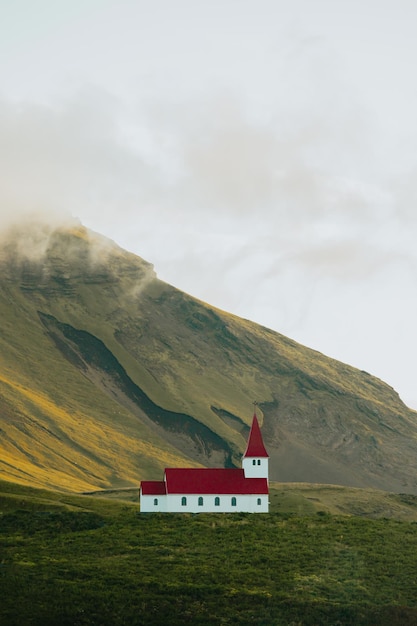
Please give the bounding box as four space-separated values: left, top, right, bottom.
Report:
140 413 269 513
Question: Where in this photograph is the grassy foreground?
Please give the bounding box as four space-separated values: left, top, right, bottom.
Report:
2 482 417 624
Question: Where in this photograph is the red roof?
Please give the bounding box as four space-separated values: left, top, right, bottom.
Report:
243 414 269 458
164 468 268 495
140 480 166 495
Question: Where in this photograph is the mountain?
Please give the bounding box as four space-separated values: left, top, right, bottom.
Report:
1 220 417 494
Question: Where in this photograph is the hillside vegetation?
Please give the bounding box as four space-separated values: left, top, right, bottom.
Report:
1 221 417 493
2 480 417 625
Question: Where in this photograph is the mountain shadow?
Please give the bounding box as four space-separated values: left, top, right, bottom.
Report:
38 311 236 469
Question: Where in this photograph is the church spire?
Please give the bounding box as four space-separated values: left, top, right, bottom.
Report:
243 412 269 458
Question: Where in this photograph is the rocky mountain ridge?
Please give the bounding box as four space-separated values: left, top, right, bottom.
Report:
1 221 416 493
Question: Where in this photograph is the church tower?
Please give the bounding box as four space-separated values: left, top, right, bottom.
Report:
242 413 269 480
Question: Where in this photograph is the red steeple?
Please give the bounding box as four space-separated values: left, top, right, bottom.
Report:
243 413 269 458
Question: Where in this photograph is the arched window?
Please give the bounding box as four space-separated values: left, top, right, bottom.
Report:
257 498 262 505
214 496 220 506
257 459 261 465
231 497 237 506
252 459 256 465
198 496 204 506
153 498 158 506
181 496 187 506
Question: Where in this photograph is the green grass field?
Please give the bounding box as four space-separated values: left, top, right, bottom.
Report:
2 480 417 625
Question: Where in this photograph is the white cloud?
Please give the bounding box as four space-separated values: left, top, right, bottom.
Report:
1 0 417 408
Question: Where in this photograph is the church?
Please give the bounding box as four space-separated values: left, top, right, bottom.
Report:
140 413 269 513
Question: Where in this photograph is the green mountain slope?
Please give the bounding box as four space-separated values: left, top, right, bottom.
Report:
1 221 417 493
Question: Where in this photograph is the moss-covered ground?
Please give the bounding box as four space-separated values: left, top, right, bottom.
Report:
1 480 417 625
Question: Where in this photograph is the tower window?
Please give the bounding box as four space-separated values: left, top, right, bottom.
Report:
231 497 237 506
257 498 262 505
153 498 158 506
181 496 187 506
215 497 220 506
198 496 204 506
257 459 261 465
252 459 256 465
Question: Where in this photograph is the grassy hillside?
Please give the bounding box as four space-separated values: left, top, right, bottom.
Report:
3 479 417 521
2 480 417 625
1 221 417 493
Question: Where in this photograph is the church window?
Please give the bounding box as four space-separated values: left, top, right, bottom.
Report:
198 496 204 506
215 496 220 506
257 459 261 465
231 497 236 506
252 459 256 465
257 498 262 505
153 498 158 506
181 496 187 506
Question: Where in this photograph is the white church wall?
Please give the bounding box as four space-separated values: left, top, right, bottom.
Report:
165 494 268 513
140 493 167 512
242 457 269 479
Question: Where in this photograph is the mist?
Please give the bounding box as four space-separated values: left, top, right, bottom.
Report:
1 0 417 407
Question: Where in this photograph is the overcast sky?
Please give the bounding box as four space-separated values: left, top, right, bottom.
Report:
1 0 417 408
